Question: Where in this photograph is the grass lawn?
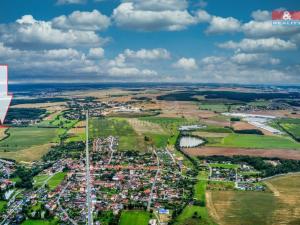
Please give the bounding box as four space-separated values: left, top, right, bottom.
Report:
194 171 207 203
209 163 240 169
0 200 7 212
143 132 170 148
21 219 59 225
33 174 50 187
119 210 150 225
48 172 66 190
174 205 216 225
209 134 300 149
175 170 215 225
0 127 58 151
89 117 146 151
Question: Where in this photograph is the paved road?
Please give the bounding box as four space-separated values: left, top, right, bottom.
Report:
147 150 160 212
1 171 60 225
85 111 93 225
57 181 78 225
107 136 115 165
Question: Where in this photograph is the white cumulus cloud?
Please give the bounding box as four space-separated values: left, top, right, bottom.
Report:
112 2 197 31
173 57 198 70
0 15 106 49
206 16 241 34
218 38 297 52
231 53 280 65
124 48 170 60
88 47 105 58
108 67 157 76
56 0 86 5
52 10 110 31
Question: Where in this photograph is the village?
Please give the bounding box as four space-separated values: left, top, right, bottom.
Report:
203 160 266 191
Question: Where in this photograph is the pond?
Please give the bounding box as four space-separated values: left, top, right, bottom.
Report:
179 136 205 148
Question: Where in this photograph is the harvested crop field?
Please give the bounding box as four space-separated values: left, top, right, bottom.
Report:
207 190 277 225
0 128 7 140
202 118 230 127
265 174 300 224
0 143 52 162
126 118 166 134
157 101 216 119
207 174 300 225
184 147 300 160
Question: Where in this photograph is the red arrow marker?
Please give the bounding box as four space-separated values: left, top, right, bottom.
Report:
0 65 13 126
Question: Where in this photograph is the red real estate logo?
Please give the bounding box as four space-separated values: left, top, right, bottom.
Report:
272 10 300 26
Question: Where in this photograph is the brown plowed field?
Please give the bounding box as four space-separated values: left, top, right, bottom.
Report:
184 146 300 160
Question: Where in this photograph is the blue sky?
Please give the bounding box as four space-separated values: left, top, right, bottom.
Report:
0 0 300 84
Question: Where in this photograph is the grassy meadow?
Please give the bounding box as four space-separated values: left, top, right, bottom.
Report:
89 117 147 151
0 127 57 151
174 170 216 225
208 133 300 149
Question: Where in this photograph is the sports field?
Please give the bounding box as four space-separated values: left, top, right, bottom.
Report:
119 210 150 225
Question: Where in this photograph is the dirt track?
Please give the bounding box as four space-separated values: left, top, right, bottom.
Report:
184 147 300 160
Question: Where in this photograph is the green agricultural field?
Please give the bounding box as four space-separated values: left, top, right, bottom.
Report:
48 172 66 190
119 210 151 225
201 126 232 133
138 116 192 148
50 114 78 130
89 117 146 151
139 117 189 133
143 133 170 148
280 123 300 140
209 134 300 149
0 127 58 151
